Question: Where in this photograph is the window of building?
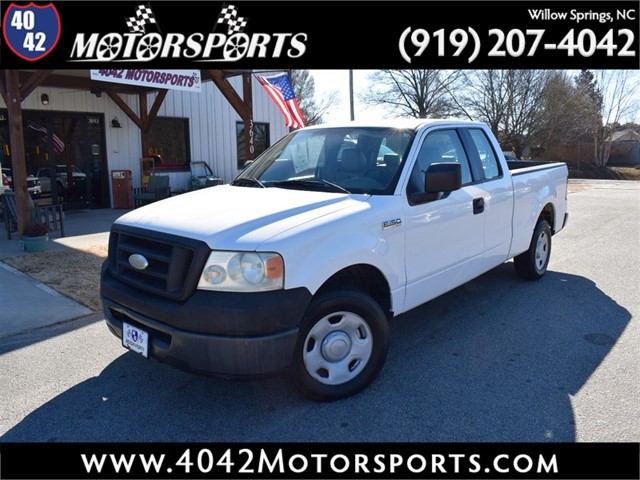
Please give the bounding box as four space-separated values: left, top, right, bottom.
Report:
146 117 190 171
236 122 270 169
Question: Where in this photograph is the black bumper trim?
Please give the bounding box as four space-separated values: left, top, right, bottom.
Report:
104 299 299 377
101 264 312 336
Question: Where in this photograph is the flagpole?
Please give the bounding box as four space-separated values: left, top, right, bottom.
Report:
349 70 354 121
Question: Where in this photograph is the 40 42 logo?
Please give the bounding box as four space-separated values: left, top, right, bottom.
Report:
2 2 61 61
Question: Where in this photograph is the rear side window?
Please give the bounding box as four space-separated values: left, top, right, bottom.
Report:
468 129 501 180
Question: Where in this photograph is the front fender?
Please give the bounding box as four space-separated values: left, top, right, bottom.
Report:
263 197 408 314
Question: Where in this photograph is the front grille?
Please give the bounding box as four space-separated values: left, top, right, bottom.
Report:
108 225 210 301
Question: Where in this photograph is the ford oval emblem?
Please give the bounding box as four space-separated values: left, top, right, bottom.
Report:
128 253 149 270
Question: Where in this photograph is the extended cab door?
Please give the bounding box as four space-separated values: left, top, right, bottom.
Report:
460 127 515 270
402 128 487 312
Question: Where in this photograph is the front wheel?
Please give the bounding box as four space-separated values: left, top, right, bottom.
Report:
290 290 389 401
514 219 552 280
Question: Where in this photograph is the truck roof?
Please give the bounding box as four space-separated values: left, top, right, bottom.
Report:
302 118 486 131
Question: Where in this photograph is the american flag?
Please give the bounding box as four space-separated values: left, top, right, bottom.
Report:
126 4 157 33
26 121 65 154
216 4 247 35
254 73 306 130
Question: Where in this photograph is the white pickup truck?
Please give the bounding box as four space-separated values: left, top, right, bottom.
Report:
101 119 568 401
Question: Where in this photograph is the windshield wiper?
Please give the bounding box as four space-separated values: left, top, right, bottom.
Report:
272 179 351 194
231 177 266 188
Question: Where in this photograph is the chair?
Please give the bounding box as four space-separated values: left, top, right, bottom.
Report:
132 174 171 208
2 191 65 239
384 153 400 169
367 153 401 186
335 148 367 181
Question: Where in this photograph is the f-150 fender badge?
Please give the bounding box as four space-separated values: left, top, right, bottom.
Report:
382 218 402 230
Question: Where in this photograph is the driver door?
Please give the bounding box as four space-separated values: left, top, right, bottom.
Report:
402 128 486 312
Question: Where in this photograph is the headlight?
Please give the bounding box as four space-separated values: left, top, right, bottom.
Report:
197 251 284 292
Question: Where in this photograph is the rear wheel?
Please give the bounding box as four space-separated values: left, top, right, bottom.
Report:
514 219 552 280
291 290 389 401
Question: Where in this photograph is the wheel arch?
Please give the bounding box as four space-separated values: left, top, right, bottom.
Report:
539 202 555 232
314 264 393 321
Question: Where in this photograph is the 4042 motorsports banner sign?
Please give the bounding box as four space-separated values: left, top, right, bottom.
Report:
0 1 638 69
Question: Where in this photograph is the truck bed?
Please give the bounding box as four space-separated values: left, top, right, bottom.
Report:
507 160 563 173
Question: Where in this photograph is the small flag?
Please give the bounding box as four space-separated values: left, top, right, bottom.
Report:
254 73 306 129
26 121 65 154
216 4 247 35
126 3 157 34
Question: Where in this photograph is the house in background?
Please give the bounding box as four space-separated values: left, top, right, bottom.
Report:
607 129 640 166
0 70 290 211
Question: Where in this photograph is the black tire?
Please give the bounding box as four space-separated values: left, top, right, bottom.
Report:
514 219 552 280
290 290 389 401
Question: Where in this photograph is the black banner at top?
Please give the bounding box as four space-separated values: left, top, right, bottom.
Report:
0 0 638 69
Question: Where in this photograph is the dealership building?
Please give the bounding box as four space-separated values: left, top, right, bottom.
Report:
0 69 290 212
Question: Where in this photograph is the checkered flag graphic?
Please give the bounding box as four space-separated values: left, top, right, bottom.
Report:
126 3 157 34
216 4 247 35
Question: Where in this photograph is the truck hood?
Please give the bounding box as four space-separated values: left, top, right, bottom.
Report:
114 185 368 250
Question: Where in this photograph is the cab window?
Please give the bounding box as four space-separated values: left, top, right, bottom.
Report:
407 129 473 194
468 129 501 180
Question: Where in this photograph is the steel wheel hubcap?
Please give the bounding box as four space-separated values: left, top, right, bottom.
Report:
535 231 549 271
303 311 373 386
322 331 352 362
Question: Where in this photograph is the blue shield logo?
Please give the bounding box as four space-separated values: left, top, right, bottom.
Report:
3 3 61 61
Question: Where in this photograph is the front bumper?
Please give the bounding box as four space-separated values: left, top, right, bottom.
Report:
101 267 312 377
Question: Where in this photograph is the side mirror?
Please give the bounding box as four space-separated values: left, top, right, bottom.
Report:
425 162 462 193
409 162 462 205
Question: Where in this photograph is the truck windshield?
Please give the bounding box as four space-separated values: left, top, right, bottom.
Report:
234 127 415 194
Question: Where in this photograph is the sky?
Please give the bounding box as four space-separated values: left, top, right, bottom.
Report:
309 69 640 126
309 70 389 123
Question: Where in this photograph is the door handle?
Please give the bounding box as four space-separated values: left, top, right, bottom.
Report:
473 197 484 214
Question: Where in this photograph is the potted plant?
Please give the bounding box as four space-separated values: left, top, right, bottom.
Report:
22 223 49 252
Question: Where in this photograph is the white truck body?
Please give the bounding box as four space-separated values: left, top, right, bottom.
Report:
101 119 568 401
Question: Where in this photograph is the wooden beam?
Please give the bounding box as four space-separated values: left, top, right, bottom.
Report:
143 89 168 133
208 69 251 121
104 88 168 162
4 70 30 235
19 70 54 100
139 92 148 157
105 91 143 129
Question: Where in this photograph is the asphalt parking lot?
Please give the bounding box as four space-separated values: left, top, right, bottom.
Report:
0 180 638 443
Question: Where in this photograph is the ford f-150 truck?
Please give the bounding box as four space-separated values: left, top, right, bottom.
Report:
101 119 569 401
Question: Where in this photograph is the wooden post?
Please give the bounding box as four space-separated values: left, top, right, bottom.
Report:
139 92 149 157
5 70 30 236
209 70 253 167
242 72 254 164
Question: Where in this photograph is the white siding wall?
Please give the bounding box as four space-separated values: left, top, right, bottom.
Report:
1 75 290 207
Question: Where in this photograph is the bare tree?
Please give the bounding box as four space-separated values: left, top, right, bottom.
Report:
458 70 551 158
591 70 640 166
360 70 463 119
532 71 598 155
289 69 339 126
536 72 576 147
454 70 508 135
